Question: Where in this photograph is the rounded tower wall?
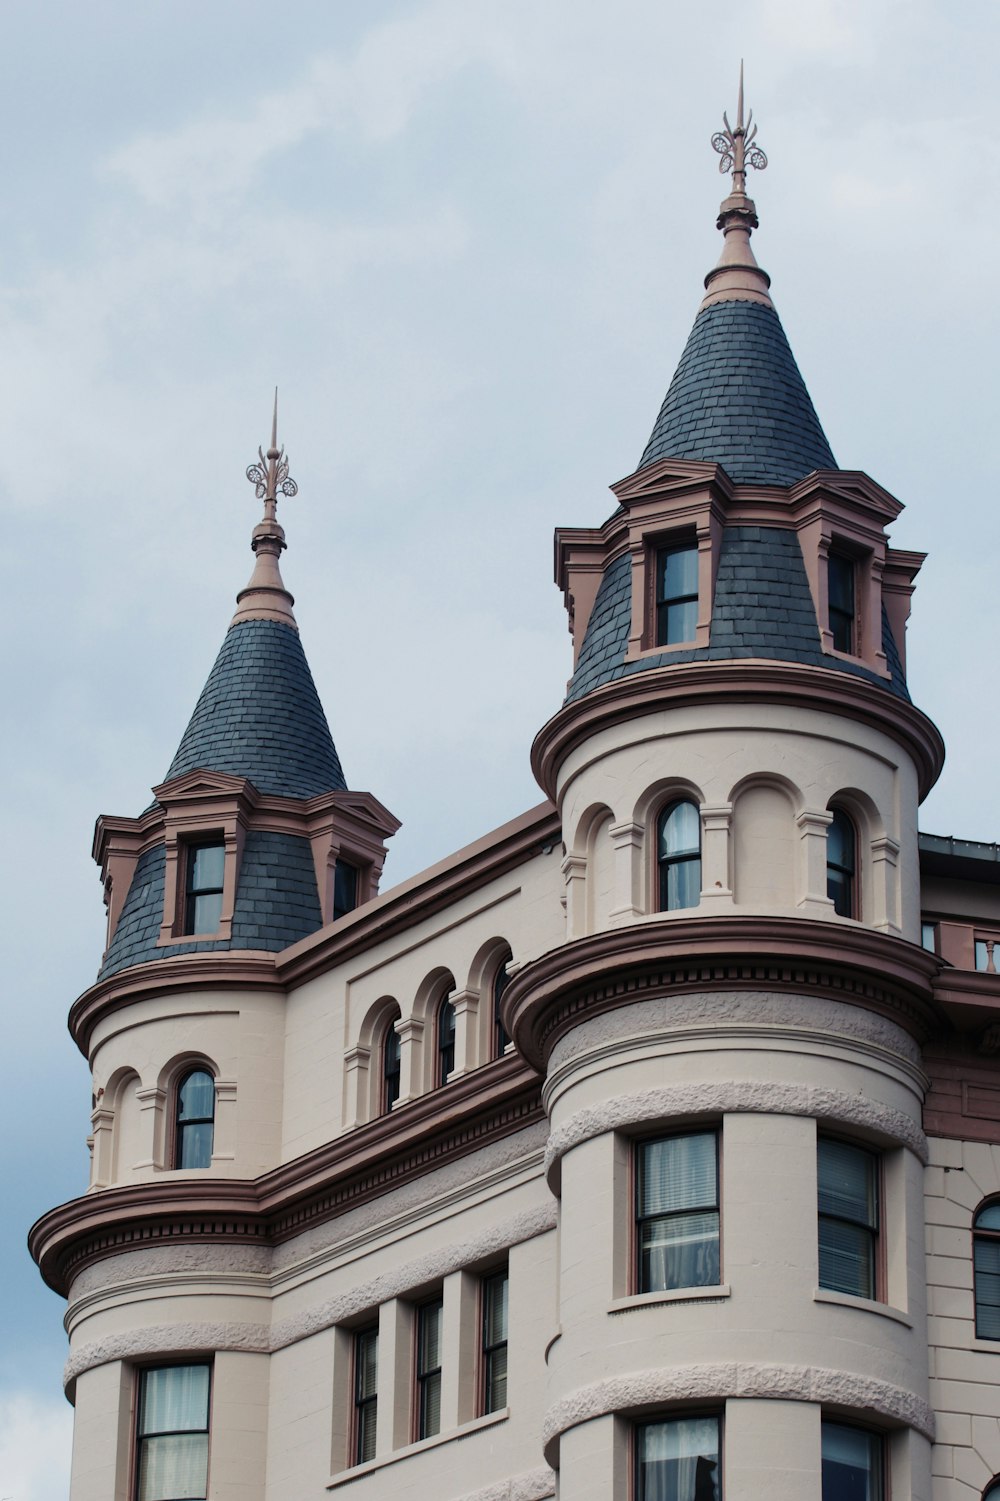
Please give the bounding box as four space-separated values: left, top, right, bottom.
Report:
556 699 922 940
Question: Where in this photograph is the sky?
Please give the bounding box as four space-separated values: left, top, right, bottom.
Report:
2 1 998 1495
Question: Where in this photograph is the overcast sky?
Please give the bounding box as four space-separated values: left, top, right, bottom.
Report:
3 2 998 1495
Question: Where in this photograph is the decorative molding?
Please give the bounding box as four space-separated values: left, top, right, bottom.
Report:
502 915 940 1070
545 990 923 1075
543 1083 927 1191
62 1204 556 1390
531 658 944 803
541 1363 935 1463
447 1467 555 1501
30 1055 543 1297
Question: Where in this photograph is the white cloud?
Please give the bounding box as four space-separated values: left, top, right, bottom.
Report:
0 1391 72 1501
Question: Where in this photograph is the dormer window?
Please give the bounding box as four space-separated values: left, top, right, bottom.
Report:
333 858 359 921
656 543 698 646
828 550 857 654
185 842 225 935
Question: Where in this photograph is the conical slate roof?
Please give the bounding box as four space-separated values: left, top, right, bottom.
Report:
165 617 346 799
638 299 836 485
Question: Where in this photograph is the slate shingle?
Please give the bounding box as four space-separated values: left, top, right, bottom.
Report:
165 619 346 799
640 301 836 485
98 830 324 979
566 527 909 705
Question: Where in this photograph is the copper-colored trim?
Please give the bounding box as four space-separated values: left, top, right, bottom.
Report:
71 803 560 1057
531 660 945 802
29 1053 542 1297
501 915 941 1070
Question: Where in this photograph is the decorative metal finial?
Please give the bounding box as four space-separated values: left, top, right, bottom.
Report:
711 61 767 195
246 388 298 517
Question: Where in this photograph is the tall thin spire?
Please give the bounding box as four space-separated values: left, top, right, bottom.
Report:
231 390 299 630
701 63 773 310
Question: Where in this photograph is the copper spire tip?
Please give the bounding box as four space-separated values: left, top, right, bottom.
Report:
246 390 297 509
711 63 767 195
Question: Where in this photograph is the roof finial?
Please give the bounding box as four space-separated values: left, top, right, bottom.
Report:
231 391 298 631
701 64 773 311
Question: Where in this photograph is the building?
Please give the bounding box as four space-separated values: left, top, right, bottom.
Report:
29 79 1000 1501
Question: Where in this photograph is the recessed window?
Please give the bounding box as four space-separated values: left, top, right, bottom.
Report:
493 959 511 1057
656 544 699 646
184 842 224 935
976 938 999 974
817 1138 878 1300
174 1069 215 1170
826 808 857 919
416 1297 443 1440
382 1020 401 1114
920 920 938 953
828 551 857 654
657 800 701 912
637 1132 720 1293
482 1268 509 1414
353 1325 378 1465
821 1421 882 1501
974 1201 1000 1338
636 1415 721 1501
136 1364 211 1501
437 991 456 1085
334 859 360 921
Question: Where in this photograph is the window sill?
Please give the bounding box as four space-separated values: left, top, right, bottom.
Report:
971 1337 1000 1353
813 1288 911 1327
609 1284 731 1314
328 1408 510 1487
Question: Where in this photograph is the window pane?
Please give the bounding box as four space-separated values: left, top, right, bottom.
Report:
827 811 855 873
138 1433 209 1500
356 1330 378 1401
665 859 701 911
660 802 701 859
178 1073 214 1122
662 547 698 600
822 1423 882 1501
484 1273 508 1346
192 890 223 933
334 860 359 920
665 598 698 643
638 1416 720 1501
190 845 224 892
178 1121 213 1170
975 1237 1000 1337
976 1203 1000 1231
920 921 937 952
818 1141 876 1228
641 1211 720 1292
356 1403 377 1464
828 555 855 614
418 1302 442 1374
641 1135 717 1217
420 1370 442 1439
485 1345 508 1412
140 1367 210 1436
818 1217 875 1299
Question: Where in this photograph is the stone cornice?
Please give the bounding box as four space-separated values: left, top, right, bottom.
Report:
29 1053 542 1298
501 915 942 1070
531 659 945 802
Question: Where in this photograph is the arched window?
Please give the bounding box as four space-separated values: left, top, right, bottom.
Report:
493 957 511 1057
974 1201 1000 1338
382 1018 401 1114
175 1068 215 1169
657 800 701 911
437 990 456 1085
985 1484 1000 1501
827 808 857 918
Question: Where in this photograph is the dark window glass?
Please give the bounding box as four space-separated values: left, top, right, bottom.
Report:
974 1202 1000 1338
437 992 455 1085
637 1132 720 1293
818 1138 878 1299
658 800 701 912
136 1364 210 1501
175 1069 215 1170
821 1422 883 1501
985 1483 1000 1501
493 960 511 1057
637 1415 720 1501
185 842 224 935
353 1326 378 1464
828 552 856 654
334 859 360 921
656 544 699 646
416 1298 443 1440
482 1269 509 1414
920 921 937 953
382 1021 401 1113
827 809 857 919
